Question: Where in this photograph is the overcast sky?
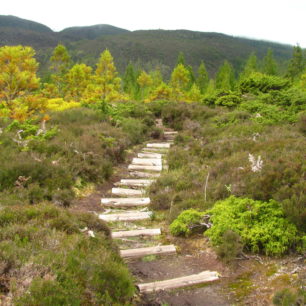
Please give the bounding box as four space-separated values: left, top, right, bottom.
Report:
2 0 306 47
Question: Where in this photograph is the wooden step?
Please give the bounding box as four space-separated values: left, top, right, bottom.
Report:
142 148 169 153
111 188 145 196
112 228 161 238
138 153 162 159
120 244 176 259
137 271 219 293
129 171 161 178
115 179 155 187
147 143 171 148
132 158 162 166
101 197 150 207
128 165 162 172
164 131 178 135
99 211 152 222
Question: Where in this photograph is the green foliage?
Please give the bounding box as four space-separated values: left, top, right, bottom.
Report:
216 60 235 91
239 72 290 94
263 48 277 75
0 204 134 304
215 230 244 263
197 61 209 94
170 209 204 237
215 92 242 107
273 288 305 306
205 196 297 256
286 45 305 81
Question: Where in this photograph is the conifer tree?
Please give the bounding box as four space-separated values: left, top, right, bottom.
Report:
177 52 186 66
50 44 71 96
64 64 92 101
287 45 304 80
216 60 235 91
239 52 258 80
197 61 209 94
263 48 277 75
123 62 138 98
188 83 202 102
137 70 153 100
0 45 45 120
170 63 190 101
83 49 122 104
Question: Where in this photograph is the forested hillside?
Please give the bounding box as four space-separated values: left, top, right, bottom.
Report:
0 17 305 305
0 15 295 76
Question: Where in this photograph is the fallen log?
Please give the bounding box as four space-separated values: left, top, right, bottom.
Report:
132 158 162 166
147 143 171 148
101 197 150 207
111 188 145 196
129 171 161 178
120 244 176 259
138 153 163 158
112 228 161 238
99 211 152 222
128 165 162 172
137 271 219 293
116 179 155 187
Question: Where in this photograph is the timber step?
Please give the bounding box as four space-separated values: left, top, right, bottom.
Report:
120 244 176 259
114 179 155 187
164 131 178 135
132 158 162 166
99 211 152 222
128 165 162 172
137 271 219 293
138 153 163 158
142 148 169 153
112 228 161 238
147 143 171 148
129 171 161 178
111 187 145 196
101 197 150 207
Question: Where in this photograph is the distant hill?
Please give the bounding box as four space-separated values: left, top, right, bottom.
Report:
60 24 130 40
0 15 53 33
0 15 294 76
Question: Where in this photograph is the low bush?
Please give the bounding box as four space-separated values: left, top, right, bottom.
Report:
0 204 135 305
170 209 205 237
205 196 297 256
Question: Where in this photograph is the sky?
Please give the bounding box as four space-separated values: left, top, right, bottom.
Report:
1 0 306 47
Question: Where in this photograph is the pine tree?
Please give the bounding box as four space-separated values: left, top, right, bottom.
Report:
123 62 138 98
137 70 153 100
197 61 209 94
263 48 277 75
83 49 123 104
0 46 45 120
240 52 258 80
170 63 190 101
64 64 92 101
177 52 186 66
188 83 202 102
50 44 71 96
216 60 235 91
287 45 304 80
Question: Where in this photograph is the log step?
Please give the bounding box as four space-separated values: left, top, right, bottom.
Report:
132 158 162 166
164 131 178 135
138 153 163 159
101 197 150 207
128 165 162 172
112 188 145 196
137 271 219 293
120 244 176 259
99 211 152 222
112 228 161 238
147 143 171 148
142 148 169 153
129 171 161 178
115 179 155 187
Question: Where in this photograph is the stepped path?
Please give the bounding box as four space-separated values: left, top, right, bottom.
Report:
98 121 222 304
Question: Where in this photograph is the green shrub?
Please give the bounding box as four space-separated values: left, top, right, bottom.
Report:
273 288 305 306
216 230 244 263
239 72 290 94
205 196 297 256
215 93 242 107
170 209 204 237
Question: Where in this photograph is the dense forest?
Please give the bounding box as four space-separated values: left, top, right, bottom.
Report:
0 18 305 305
